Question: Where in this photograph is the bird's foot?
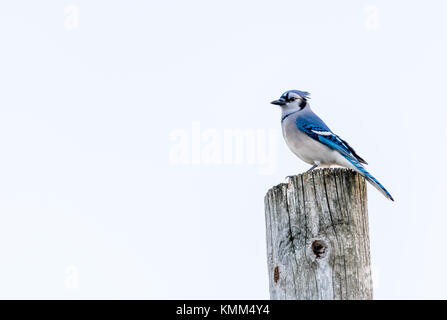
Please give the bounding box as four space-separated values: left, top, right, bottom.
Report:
307 163 319 172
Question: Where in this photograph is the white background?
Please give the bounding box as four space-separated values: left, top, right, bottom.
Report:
0 1 446 299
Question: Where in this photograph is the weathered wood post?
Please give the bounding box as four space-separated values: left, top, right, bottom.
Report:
264 168 372 300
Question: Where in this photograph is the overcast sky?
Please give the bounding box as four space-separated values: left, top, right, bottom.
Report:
0 1 446 299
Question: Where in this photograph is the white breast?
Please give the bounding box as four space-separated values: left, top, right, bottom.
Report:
281 114 351 167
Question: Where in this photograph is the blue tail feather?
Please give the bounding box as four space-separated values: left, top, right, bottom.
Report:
343 156 394 201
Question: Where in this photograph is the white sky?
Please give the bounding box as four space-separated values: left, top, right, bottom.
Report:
0 1 446 299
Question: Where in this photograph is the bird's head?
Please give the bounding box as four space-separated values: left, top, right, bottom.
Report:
271 90 310 112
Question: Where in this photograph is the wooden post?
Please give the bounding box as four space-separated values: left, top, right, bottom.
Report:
264 168 373 300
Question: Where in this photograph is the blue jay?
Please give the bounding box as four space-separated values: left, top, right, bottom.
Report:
271 90 394 201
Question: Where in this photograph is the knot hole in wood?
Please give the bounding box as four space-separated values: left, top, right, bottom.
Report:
311 240 328 259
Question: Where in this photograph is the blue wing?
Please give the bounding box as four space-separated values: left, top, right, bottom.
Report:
296 112 394 201
296 112 366 164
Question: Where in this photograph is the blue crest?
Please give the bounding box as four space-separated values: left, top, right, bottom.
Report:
281 90 311 100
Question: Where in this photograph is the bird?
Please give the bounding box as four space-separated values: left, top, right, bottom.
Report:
271 89 394 201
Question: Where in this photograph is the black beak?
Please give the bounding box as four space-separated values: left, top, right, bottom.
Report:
271 99 286 106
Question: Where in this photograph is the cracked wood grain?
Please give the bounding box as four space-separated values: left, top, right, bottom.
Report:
264 168 373 300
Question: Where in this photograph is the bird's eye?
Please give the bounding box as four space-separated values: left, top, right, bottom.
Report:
289 97 296 101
